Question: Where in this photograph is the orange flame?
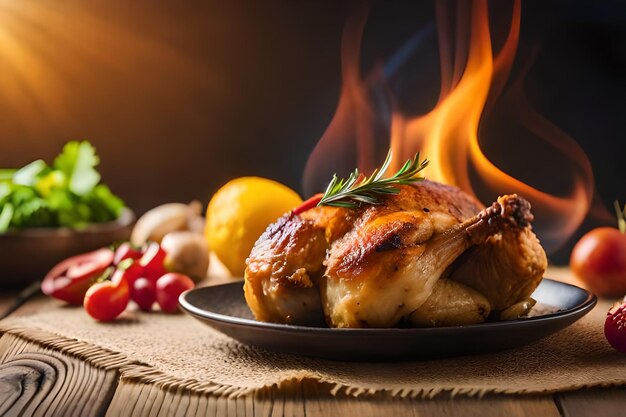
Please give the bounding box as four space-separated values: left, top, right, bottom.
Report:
304 0 596 254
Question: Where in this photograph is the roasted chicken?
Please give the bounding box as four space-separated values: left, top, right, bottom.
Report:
244 180 547 328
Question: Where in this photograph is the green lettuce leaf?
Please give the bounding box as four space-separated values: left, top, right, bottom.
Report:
0 203 14 233
0 140 125 232
12 160 48 187
54 141 101 196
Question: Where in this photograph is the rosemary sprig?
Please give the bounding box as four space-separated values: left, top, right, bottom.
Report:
317 150 429 209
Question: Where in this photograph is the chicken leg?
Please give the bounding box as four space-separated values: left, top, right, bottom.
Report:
322 194 536 327
446 196 547 315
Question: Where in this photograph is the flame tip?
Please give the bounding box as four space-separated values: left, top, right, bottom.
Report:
304 1 596 254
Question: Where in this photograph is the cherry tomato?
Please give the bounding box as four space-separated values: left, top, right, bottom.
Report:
131 277 157 311
42 248 114 305
113 242 143 265
140 242 167 281
571 227 626 297
156 273 194 313
605 302 626 353
112 261 144 289
83 277 130 322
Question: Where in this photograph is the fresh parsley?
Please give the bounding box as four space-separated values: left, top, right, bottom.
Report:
0 141 126 232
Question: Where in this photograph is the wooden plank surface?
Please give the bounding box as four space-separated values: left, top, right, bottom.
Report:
556 388 626 417
0 324 623 417
1 267 625 416
107 381 563 417
0 334 118 417
304 395 561 417
302 384 561 417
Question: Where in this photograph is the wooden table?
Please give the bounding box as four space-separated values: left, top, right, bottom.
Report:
1 272 624 417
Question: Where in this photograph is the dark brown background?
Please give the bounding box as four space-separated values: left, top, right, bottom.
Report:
0 0 624 254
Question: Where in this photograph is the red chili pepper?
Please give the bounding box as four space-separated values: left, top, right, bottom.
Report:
291 193 324 216
41 248 115 305
113 242 143 265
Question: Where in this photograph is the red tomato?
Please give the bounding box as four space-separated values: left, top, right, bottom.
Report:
140 242 167 281
605 302 626 353
42 248 114 305
84 277 130 322
156 273 194 313
571 227 626 297
131 277 157 312
113 242 143 265
111 261 144 289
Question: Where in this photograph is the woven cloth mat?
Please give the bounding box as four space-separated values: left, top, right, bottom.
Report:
2 277 626 398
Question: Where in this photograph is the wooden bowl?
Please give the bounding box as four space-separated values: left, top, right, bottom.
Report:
0 209 135 289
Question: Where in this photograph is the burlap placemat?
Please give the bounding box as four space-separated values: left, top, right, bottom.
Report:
1 282 626 398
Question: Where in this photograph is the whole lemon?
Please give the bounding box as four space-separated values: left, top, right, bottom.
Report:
205 177 302 276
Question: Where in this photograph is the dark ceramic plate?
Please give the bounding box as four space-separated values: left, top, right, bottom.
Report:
179 278 596 361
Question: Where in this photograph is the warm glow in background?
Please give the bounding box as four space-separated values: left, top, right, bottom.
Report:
0 0 346 211
0 0 624 260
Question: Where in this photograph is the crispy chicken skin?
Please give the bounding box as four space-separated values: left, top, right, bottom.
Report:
446 196 547 313
244 180 547 328
244 214 327 325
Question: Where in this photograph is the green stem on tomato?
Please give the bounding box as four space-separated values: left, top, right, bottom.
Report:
615 200 626 234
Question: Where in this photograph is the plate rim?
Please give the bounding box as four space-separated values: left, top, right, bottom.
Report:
179 277 597 335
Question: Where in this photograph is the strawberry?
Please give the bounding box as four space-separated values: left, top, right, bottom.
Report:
605 302 626 353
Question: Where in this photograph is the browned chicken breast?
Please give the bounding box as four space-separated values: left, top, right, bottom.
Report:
244 181 547 328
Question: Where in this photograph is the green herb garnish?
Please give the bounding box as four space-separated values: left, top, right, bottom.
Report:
318 150 429 209
0 141 126 233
